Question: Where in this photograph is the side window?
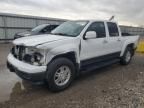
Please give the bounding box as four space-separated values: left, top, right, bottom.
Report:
87 22 106 38
107 22 119 37
43 25 58 33
50 25 58 31
41 27 49 33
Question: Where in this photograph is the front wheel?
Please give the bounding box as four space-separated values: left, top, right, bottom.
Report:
46 58 75 92
120 47 133 65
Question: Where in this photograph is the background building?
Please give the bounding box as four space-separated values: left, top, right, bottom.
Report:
120 25 144 36
0 13 65 40
0 13 144 40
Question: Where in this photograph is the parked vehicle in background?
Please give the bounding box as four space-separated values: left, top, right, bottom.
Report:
7 20 139 92
14 24 59 39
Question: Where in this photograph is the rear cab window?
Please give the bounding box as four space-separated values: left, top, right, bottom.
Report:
107 22 119 37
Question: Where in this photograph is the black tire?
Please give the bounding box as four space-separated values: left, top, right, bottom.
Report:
46 58 75 92
120 47 133 65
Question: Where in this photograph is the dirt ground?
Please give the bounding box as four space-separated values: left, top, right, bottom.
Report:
0 43 144 108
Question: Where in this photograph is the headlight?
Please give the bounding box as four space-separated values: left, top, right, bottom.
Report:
33 52 44 65
24 47 46 66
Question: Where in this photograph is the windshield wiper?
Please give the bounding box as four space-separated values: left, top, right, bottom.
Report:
51 33 74 37
50 33 74 37
52 33 67 35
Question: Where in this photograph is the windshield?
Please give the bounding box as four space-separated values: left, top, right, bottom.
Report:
31 24 48 33
51 21 88 37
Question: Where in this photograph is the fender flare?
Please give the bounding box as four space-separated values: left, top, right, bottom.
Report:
120 43 135 57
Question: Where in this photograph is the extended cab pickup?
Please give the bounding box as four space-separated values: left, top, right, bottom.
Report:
7 20 139 91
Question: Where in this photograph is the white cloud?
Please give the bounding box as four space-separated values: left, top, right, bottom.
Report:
0 0 144 26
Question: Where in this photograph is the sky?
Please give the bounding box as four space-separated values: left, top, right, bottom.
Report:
0 0 144 27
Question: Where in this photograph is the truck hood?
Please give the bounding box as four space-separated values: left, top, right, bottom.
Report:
13 34 68 46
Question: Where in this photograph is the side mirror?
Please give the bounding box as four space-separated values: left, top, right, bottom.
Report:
85 31 97 39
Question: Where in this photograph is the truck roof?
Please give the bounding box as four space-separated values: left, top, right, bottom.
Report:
73 20 117 23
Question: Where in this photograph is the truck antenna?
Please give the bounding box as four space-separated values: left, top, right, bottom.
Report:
109 15 115 21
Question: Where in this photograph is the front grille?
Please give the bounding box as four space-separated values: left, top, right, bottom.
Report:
11 45 26 60
23 54 33 63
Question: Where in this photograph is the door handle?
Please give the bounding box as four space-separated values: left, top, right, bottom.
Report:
103 40 108 44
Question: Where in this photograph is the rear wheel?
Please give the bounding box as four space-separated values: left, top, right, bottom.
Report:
46 58 75 92
120 47 133 65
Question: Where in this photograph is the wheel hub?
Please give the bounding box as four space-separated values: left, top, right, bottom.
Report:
54 66 71 86
126 51 131 62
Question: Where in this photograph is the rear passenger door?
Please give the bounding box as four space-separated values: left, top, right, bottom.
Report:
106 22 123 54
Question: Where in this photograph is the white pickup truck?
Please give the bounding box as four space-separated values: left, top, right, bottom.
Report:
7 20 139 91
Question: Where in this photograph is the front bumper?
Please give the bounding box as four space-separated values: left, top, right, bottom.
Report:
7 53 47 82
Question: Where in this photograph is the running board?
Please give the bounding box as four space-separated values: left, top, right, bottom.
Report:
80 59 120 73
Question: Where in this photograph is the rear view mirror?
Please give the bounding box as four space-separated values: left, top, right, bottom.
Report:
85 31 97 39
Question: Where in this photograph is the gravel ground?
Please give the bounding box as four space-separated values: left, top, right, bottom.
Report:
0 43 144 108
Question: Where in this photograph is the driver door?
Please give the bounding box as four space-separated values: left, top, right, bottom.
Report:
80 22 107 62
